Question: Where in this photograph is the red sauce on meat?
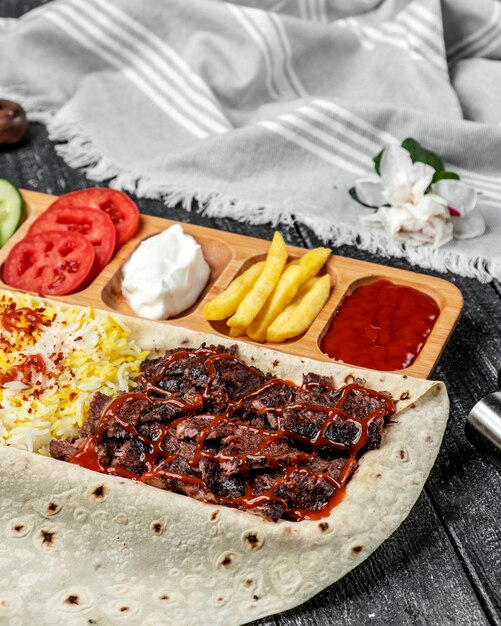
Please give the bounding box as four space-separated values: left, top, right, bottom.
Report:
321 280 439 371
70 348 395 521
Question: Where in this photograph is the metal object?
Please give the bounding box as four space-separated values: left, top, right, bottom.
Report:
466 391 501 469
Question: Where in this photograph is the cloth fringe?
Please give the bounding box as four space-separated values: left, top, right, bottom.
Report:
3 91 497 283
300 216 495 282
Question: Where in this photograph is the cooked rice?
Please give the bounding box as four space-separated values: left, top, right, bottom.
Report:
0 290 149 454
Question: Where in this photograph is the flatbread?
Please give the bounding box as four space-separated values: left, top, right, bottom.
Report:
0 313 448 626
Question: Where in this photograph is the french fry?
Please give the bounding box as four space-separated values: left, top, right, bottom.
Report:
264 278 315 341
246 265 303 341
246 247 332 342
203 262 265 321
284 247 330 274
266 297 299 329
228 326 246 338
227 232 287 328
295 247 331 281
267 275 331 342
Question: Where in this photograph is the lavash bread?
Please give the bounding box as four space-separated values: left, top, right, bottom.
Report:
0 313 448 625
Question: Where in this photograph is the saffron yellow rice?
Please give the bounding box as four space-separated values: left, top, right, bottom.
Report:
0 290 148 454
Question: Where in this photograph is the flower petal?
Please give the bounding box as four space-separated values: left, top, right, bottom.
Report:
354 179 385 207
428 217 454 248
383 182 412 206
410 194 448 220
433 179 477 216
359 211 383 225
400 217 453 248
377 206 413 237
379 144 413 185
409 162 435 200
452 211 486 239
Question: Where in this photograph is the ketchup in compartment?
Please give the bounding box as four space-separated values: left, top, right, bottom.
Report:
320 279 440 371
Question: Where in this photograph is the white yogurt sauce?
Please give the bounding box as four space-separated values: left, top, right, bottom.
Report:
121 224 210 319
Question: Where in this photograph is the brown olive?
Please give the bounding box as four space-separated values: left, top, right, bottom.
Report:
0 99 28 145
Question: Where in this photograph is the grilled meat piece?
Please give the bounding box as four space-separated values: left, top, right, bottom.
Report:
50 345 394 521
49 438 78 462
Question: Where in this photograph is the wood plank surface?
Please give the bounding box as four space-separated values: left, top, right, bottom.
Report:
1 3 501 624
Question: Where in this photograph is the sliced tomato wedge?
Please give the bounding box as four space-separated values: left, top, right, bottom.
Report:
3 230 95 296
48 188 140 248
28 206 116 281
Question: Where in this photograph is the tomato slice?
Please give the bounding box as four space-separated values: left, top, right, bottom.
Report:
28 206 116 281
3 230 95 296
48 188 140 248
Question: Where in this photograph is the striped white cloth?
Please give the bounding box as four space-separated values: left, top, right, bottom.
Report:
1 0 501 280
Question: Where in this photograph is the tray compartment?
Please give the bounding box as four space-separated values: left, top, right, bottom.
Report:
315 274 444 373
206 252 339 344
1 190 464 379
101 230 233 320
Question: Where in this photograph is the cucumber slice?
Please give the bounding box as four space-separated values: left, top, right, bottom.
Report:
0 179 23 247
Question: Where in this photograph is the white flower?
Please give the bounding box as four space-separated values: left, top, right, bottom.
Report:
355 144 485 248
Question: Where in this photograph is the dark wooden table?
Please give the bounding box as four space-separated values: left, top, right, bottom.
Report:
2 2 501 625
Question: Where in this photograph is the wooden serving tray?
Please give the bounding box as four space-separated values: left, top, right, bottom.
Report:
0 190 463 379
